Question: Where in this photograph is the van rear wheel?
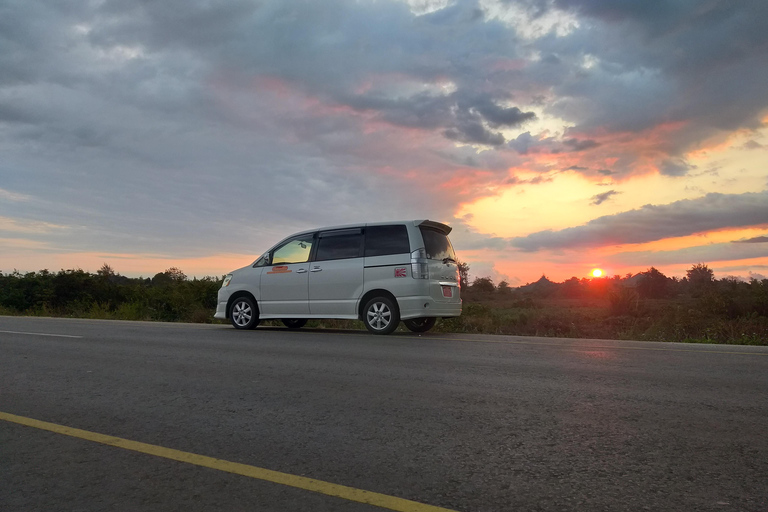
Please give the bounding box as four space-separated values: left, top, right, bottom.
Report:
363 296 400 335
282 319 308 329
403 317 436 333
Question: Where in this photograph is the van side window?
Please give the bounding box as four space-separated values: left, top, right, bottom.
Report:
364 225 410 257
271 235 314 264
315 229 363 261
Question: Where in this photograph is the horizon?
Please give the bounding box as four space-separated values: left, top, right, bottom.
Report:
1 260 757 288
1 1 767 285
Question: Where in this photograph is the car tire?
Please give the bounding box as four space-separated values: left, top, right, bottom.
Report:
230 296 259 330
403 317 436 333
282 319 308 329
362 296 400 335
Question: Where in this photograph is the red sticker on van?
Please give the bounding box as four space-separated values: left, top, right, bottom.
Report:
394 267 407 278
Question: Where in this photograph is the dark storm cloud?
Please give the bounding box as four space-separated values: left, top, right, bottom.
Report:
510 191 768 252
590 190 619 206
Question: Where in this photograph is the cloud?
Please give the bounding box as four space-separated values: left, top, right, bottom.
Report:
733 236 768 244
1 0 768 281
345 90 536 146
0 188 33 202
562 138 600 152
603 241 768 267
743 140 763 150
0 216 67 234
659 158 696 177
590 190 619 206
508 131 536 154
515 0 768 173
510 191 768 251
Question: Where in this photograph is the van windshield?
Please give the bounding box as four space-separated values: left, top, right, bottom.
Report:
419 227 456 261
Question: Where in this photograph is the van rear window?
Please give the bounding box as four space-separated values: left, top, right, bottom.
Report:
419 227 456 261
364 225 410 257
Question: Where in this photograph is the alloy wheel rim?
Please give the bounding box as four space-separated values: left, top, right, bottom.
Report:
233 302 252 326
367 302 391 330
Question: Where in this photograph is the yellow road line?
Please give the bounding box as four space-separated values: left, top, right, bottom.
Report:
0 411 457 512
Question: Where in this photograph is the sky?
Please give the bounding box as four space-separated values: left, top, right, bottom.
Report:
1 0 767 285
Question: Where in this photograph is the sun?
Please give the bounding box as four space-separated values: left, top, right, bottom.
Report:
591 268 603 278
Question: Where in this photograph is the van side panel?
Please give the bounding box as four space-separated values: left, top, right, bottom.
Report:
362 253 428 302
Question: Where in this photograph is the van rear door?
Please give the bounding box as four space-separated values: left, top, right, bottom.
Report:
418 224 461 304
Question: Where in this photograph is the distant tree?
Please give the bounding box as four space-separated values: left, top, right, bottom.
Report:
637 267 672 299
457 260 470 290
164 267 187 282
560 277 583 298
152 272 172 287
687 263 714 296
97 263 116 280
497 280 511 294
471 276 495 294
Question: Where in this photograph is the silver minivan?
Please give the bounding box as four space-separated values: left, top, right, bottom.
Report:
214 220 462 334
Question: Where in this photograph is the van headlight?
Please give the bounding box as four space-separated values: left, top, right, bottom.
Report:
222 274 233 287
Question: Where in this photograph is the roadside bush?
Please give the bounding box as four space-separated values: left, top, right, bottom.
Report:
0 268 223 324
608 287 640 316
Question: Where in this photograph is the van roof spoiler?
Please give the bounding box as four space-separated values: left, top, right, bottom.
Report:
417 220 452 235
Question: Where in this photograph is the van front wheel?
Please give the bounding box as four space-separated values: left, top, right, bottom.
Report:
230 297 260 330
403 317 436 333
363 296 400 335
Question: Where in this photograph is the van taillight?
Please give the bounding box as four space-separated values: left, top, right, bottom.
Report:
410 248 429 279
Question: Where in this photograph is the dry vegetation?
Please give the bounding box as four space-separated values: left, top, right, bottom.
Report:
446 265 768 345
1 263 766 345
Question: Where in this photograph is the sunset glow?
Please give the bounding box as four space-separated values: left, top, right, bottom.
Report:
0 1 766 286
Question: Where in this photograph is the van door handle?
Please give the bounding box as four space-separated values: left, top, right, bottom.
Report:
296 268 307 274
310 267 322 272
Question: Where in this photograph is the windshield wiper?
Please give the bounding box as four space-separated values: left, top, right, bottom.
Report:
443 257 457 264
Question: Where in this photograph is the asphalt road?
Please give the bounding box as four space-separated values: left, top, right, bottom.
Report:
1 316 767 512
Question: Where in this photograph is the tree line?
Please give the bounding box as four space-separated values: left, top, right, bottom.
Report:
0 265 220 323
453 262 768 345
2 262 766 344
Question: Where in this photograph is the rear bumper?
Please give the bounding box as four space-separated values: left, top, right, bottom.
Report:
397 295 462 320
